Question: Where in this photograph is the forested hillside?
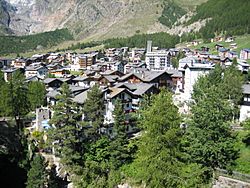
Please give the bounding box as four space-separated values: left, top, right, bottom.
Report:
189 0 250 39
104 32 180 49
0 29 73 55
158 1 186 28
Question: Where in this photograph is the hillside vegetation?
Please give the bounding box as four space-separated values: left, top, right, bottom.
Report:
158 1 186 28
0 29 73 55
66 32 180 51
189 0 250 39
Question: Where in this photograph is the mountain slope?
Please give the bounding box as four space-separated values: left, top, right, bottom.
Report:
1 0 208 40
188 0 250 39
0 0 13 35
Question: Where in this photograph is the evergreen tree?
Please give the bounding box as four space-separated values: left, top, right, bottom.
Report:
185 65 241 174
48 83 82 169
28 81 46 111
109 99 131 169
128 90 195 187
186 86 239 171
26 154 47 188
83 84 105 140
6 71 30 132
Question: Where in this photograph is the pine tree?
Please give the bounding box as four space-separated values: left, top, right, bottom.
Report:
129 90 186 187
6 71 30 132
82 84 105 140
28 81 46 111
26 154 47 188
109 99 131 169
48 83 82 169
186 65 241 173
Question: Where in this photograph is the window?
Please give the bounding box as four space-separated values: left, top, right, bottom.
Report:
160 58 165 67
126 103 130 108
149 57 155 67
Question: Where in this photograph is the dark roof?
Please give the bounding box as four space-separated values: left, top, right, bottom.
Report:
43 78 63 84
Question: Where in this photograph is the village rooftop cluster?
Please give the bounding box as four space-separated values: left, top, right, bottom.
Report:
1 37 250 135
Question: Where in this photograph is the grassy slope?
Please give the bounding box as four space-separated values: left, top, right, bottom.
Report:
177 35 250 63
174 0 208 11
234 130 250 174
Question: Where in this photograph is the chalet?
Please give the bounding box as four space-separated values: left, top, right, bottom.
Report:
227 51 238 59
115 82 159 110
105 61 124 73
225 36 235 43
104 87 135 134
47 53 61 63
25 65 48 79
47 63 63 71
43 78 63 89
13 58 31 68
238 60 250 73
49 69 70 78
99 75 120 87
46 90 60 106
118 72 143 84
2 67 24 82
101 70 124 77
218 48 229 58
124 62 146 74
73 76 91 88
240 49 250 60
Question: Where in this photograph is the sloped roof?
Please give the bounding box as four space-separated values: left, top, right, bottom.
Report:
72 90 89 104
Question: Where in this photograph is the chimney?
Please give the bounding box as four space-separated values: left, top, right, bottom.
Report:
147 41 152 53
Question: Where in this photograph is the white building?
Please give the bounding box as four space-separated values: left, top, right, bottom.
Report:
145 41 171 71
25 65 48 79
181 63 214 100
240 84 250 122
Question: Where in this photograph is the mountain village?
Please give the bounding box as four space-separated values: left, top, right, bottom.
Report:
1 37 250 131
1 35 250 187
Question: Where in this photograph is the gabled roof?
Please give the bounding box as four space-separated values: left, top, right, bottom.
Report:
118 72 143 82
103 75 119 83
26 65 47 71
108 87 133 99
115 83 157 97
242 49 250 53
43 78 63 84
73 76 89 82
218 48 229 52
72 90 89 104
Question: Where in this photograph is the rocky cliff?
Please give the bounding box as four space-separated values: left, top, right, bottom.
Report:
0 0 206 40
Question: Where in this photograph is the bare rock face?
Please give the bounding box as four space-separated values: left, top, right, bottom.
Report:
1 0 166 39
1 0 207 40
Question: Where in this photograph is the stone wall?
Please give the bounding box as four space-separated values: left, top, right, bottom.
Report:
213 176 250 188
